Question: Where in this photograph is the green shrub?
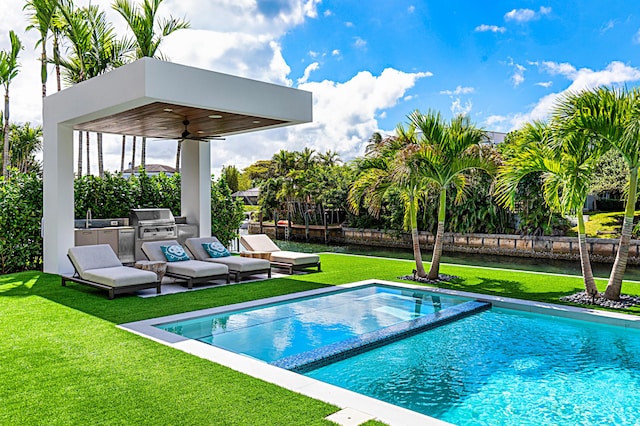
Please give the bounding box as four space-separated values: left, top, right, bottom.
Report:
0 171 43 273
211 177 244 246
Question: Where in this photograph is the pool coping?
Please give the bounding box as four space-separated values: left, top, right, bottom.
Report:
119 279 640 426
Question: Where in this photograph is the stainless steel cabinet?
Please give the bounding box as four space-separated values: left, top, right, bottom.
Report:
74 227 135 263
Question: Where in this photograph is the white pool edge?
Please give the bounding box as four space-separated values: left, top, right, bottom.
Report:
119 279 640 426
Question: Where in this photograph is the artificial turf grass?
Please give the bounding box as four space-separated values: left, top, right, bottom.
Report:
3 253 640 425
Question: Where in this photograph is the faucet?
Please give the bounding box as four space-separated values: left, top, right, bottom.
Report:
85 209 92 228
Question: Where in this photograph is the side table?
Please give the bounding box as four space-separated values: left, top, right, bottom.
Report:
134 260 167 283
240 251 271 260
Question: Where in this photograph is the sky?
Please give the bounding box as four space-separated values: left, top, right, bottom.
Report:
1 0 640 176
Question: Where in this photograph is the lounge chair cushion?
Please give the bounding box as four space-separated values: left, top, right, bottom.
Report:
68 244 122 275
142 240 188 262
240 234 281 253
202 241 231 258
161 245 191 262
83 266 158 287
166 260 228 278
270 251 320 266
202 255 270 272
185 237 270 273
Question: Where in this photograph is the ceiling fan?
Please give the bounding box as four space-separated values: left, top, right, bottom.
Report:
177 119 225 142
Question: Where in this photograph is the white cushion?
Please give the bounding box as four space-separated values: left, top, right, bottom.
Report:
240 234 281 253
68 245 122 276
270 251 320 266
202 256 270 272
82 266 157 287
166 260 228 278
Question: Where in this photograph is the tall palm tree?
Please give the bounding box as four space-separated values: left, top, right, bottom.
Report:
120 135 126 172
409 110 493 279
349 124 430 277
496 121 601 297
24 0 59 98
59 3 132 176
0 31 23 179
554 87 637 300
113 0 190 170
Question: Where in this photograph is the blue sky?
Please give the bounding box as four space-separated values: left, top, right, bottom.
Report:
1 0 640 173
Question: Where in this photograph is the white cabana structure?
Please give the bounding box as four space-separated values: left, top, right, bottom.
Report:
43 58 312 274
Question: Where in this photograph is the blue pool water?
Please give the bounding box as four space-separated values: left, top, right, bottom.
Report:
307 307 640 425
156 285 640 425
155 285 464 363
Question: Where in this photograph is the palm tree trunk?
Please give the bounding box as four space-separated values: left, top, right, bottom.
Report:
53 33 61 92
140 136 146 169
428 188 447 280
175 140 182 171
3 91 10 179
409 195 427 277
131 135 137 172
120 135 126 172
85 131 91 176
97 132 104 177
40 45 46 98
577 212 598 297
77 131 83 176
604 166 638 300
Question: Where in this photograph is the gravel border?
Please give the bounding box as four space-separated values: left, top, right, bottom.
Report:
560 292 640 310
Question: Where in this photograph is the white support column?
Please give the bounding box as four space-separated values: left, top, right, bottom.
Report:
43 122 75 275
180 140 212 237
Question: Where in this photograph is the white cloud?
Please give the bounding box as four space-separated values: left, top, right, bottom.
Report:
506 61 640 131
354 37 367 48
475 24 506 33
345 22 354 28
485 115 508 128
504 6 551 23
332 49 341 56
536 81 553 88
540 61 577 78
440 86 475 95
601 20 615 33
297 62 320 84
634 28 640 44
309 50 319 58
450 98 473 116
324 10 333 17
510 62 526 87
408 5 415 13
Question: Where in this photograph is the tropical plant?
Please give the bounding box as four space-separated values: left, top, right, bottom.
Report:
554 86 637 300
8 122 42 173
24 0 59 98
113 0 190 169
408 110 494 279
496 121 602 297
349 125 430 277
0 30 23 179
211 176 244 246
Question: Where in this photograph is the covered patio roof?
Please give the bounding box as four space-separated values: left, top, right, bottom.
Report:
43 58 312 274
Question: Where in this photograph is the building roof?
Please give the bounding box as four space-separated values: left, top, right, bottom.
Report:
123 164 177 174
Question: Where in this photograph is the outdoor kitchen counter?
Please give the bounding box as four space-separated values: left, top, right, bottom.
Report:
74 226 136 263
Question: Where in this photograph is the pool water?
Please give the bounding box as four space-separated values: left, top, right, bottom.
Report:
306 307 640 425
155 285 463 363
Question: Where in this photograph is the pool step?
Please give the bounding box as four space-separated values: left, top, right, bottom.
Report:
272 300 491 373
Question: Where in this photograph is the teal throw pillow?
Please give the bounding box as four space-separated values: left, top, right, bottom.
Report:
160 245 190 262
202 241 231 258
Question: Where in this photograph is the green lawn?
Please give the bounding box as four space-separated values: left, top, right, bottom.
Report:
569 210 640 238
2 253 640 425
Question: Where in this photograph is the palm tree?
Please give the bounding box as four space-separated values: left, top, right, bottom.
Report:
113 0 190 170
317 150 341 166
59 3 132 176
349 124 430 277
496 121 601 297
554 87 637 300
8 122 43 173
24 0 59 98
120 135 126 172
0 31 23 179
408 110 494 279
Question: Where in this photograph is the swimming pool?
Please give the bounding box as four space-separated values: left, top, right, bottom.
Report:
125 281 640 425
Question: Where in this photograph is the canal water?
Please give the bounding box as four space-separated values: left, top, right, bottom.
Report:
268 238 640 282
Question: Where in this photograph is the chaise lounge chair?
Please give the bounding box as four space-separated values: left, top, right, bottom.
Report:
64 244 160 299
141 240 230 289
184 236 271 282
240 234 321 274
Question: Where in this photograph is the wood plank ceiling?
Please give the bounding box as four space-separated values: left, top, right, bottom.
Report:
73 101 287 140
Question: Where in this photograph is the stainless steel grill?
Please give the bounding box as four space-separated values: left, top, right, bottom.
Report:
130 208 177 260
